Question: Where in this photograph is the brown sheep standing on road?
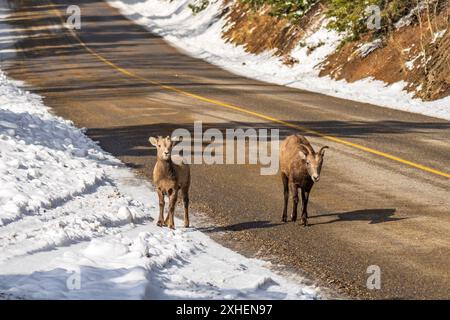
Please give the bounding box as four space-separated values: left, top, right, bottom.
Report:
280 134 328 226
149 136 190 229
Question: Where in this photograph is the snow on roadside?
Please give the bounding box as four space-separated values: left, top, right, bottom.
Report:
108 0 450 121
0 63 322 299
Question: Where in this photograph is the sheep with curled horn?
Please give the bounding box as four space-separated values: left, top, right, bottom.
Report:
149 135 190 229
279 134 328 226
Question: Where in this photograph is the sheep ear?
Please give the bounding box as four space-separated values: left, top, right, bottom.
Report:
149 137 158 146
299 150 307 160
319 146 329 156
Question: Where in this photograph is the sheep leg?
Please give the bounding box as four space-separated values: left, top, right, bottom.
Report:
167 189 178 229
163 190 174 226
164 202 169 226
157 189 165 227
281 173 289 222
182 186 190 228
301 190 310 226
290 183 299 222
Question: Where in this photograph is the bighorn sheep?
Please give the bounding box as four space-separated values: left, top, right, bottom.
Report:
149 136 191 229
280 134 328 226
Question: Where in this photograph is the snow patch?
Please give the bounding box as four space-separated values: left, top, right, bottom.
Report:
353 39 384 59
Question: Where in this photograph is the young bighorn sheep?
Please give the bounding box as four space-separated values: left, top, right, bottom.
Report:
280 134 328 226
149 136 191 229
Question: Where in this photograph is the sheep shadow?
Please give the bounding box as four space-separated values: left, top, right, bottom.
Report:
198 209 400 232
311 208 402 225
197 220 282 233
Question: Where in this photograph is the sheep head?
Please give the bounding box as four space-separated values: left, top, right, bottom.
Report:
298 144 328 182
149 135 180 161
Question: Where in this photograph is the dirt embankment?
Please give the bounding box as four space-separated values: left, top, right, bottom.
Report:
221 0 449 101
222 1 325 63
321 8 450 101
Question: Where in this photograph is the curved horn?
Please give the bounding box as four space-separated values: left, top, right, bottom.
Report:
299 143 313 155
319 146 329 156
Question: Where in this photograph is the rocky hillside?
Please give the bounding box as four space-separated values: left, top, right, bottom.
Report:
223 0 449 101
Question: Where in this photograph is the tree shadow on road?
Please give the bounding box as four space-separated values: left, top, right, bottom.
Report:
311 208 402 225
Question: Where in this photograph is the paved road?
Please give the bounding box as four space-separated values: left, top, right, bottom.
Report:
2 0 449 299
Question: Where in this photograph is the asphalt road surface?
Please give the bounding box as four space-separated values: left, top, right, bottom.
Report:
2 0 449 299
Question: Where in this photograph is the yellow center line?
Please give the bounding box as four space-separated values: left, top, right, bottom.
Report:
47 1 450 179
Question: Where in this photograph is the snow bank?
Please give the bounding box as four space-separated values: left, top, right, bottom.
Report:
108 0 450 120
0 45 321 301
0 71 151 260
2 223 322 299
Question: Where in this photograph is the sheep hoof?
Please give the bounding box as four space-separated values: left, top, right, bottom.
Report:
168 225 176 230
281 216 287 223
301 219 308 227
184 223 190 228
291 216 297 222
157 220 164 227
